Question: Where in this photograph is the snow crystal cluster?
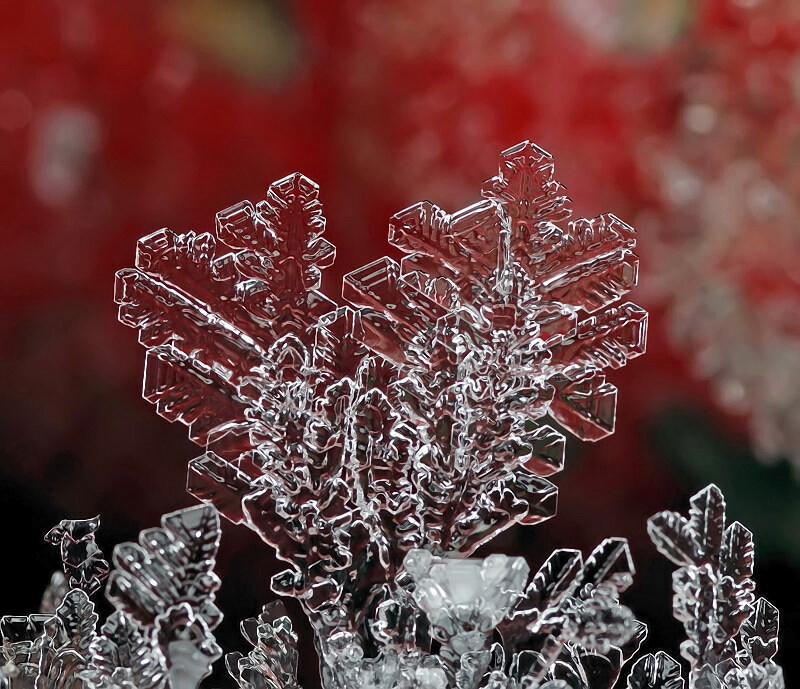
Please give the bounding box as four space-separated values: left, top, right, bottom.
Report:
0 143 783 689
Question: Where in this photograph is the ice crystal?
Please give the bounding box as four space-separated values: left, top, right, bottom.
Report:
44 517 110 596
113 139 651 687
1 504 225 689
5 484 779 689
0 142 785 689
640 486 784 689
115 140 645 566
226 601 301 689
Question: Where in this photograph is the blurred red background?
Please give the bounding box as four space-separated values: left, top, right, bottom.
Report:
0 1 797 686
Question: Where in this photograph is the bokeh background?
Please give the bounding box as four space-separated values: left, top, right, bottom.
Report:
0 0 798 686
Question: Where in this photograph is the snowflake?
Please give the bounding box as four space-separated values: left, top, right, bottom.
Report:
115 140 645 574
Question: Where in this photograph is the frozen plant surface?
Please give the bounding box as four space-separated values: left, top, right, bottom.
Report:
0 142 785 688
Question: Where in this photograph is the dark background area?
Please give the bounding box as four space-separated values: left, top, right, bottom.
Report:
0 1 797 686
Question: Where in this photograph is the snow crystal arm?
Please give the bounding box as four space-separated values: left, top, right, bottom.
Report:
115 174 338 454
80 506 225 689
106 505 222 630
647 484 785 687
